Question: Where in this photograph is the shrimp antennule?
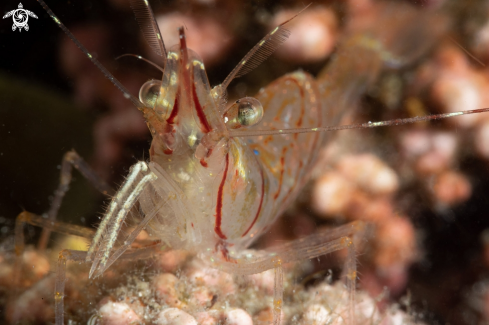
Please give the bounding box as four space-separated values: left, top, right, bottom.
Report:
220 4 312 91
129 0 167 65
116 54 165 73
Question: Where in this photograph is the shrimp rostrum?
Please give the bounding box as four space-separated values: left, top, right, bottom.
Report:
13 0 487 324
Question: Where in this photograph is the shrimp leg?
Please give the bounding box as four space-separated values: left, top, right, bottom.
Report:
87 161 158 277
12 212 96 299
211 221 366 325
87 160 189 278
89 197 168 278
15 212 96 254
13 149 112 296
13 211 167 325
55 245 164 325
38 150 114 250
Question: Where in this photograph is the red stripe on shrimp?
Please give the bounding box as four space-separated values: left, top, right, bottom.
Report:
166 90 179 124
192 76 212 133
215 153 229 240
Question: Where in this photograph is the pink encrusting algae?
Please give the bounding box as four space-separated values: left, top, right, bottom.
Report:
2 248 421 324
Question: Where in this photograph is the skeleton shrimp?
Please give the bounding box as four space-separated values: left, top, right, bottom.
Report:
9 0 489 324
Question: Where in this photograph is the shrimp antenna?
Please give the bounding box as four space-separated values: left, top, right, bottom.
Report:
448 36 485 67
229 108 489 137
116 54 165 73
220 4 312 91
129 0 167 65
37 0 145 110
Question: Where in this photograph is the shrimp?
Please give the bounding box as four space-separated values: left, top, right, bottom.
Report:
10 1 489 324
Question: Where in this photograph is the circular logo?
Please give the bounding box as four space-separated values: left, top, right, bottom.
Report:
2 3 38 32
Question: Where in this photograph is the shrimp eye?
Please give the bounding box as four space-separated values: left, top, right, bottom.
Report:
224 97 264 129
237 97 264 126
139 79 162 108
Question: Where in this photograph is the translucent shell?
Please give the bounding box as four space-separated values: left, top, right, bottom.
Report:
224 97 264 129
234 71 324 244
139 79 162 108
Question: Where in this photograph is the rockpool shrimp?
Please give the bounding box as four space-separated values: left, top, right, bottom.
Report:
11 1 489 324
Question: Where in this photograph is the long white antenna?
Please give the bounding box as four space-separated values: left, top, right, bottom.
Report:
37 0 145 110
229 108 489 137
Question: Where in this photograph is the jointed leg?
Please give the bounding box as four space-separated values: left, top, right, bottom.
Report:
267 221 365 256
38 150 114 250
344 236 357 325
16 212 96 246
32 159 177 279
89 196 168 278
13 157 174 323
13 210 166 325
14 150 112 292
212 221 366 325
55 245 165 325
12 211 98 315
87 160 191 278
55 249 87 325
14 212 95 272
87 161 158 278
273 263 284 325
14 211 96 269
